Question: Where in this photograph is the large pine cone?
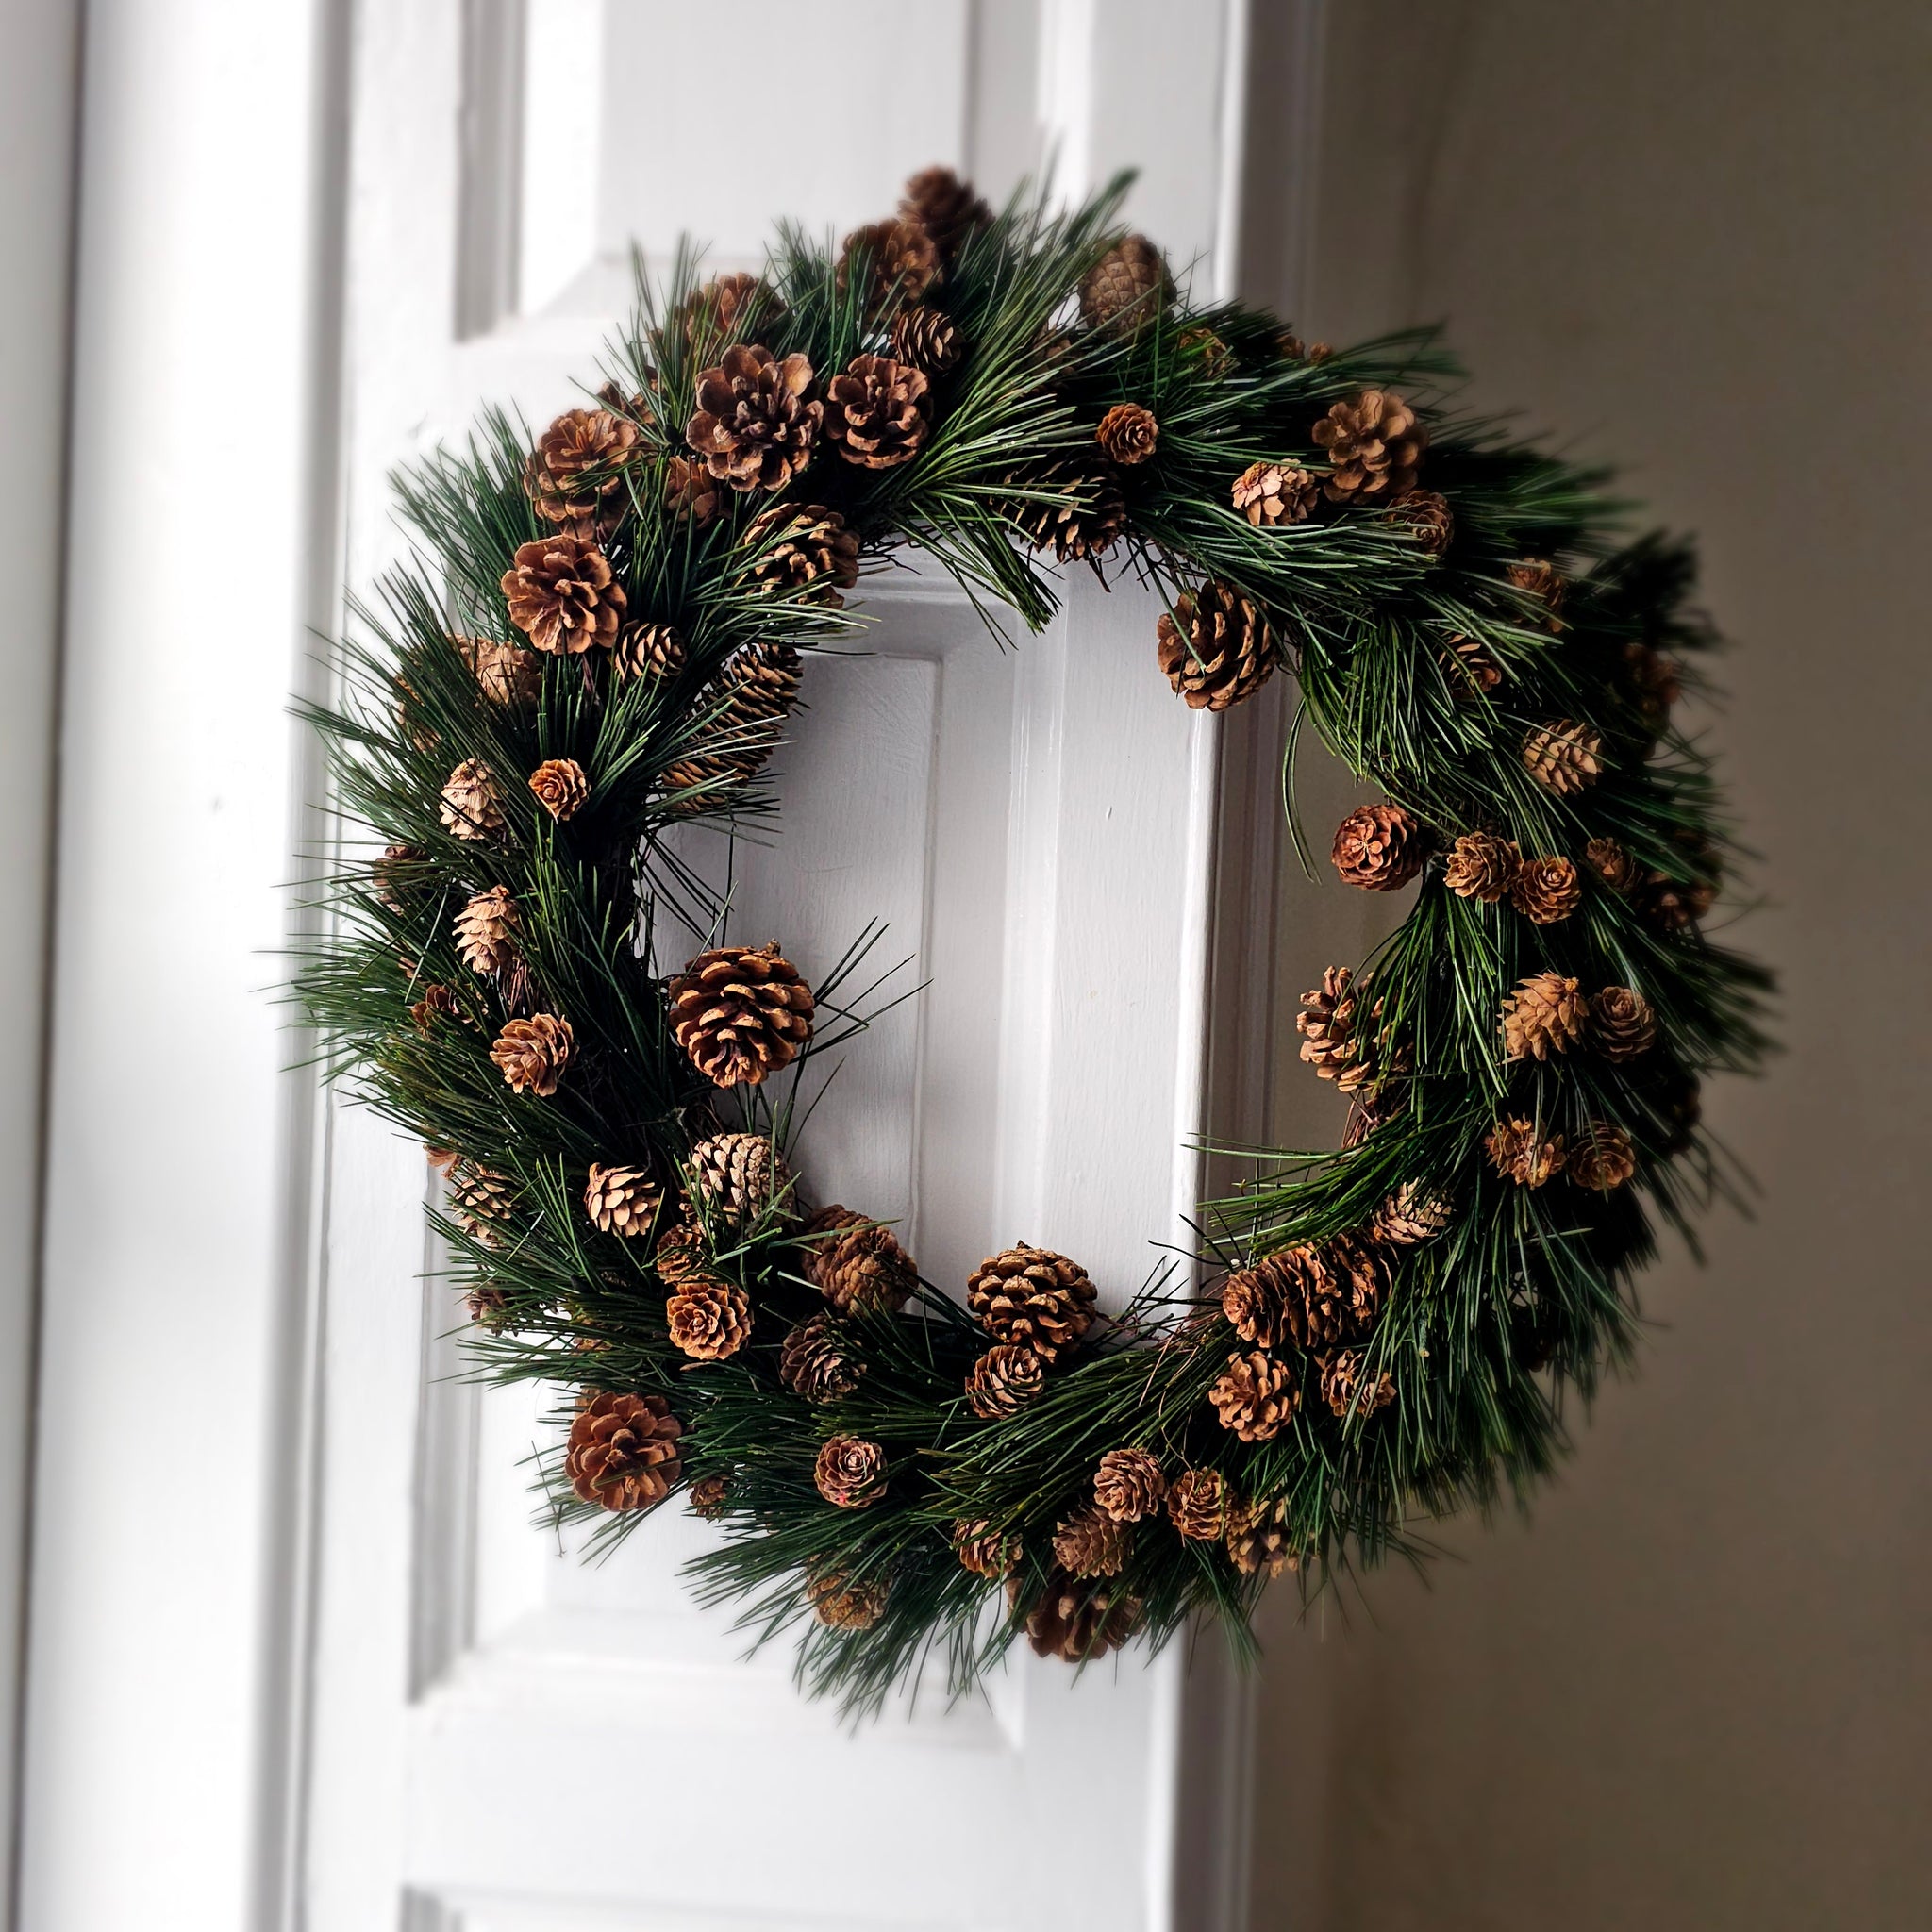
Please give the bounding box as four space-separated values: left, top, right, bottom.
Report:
1508 855 1582 924
1078 234 1172 333
1569 1123 1637 1191
1051 1507 1127 1579
1502 972 1588 1062
501 535 625 655
1485 1116 1567 1188
1092 1447 1167 1524
566 1391 682 1510
1222 1242 1372 1350
1226 1496 1296 1579
1208 1351 1300 1442
964 1342 1044 1419
690 1130 791 1228
1006 456 1126 563
455 633 543 708
523 407 638 538
1443 830 1520 903
1331 803 1425 891
439 759 505 841
778 1312 862 1402
668 942 814 1087
825 353 931 469
966 1245 1096 1360
1232 461 1319 526
490 1012 574 1095
1590 986 1657 1061
583 1162 661 1239
1157 582 1276 712
1318 1349 1396 1420
804 1206 917 1313
953 1519 1023 1580
454 885 520 975
890 304 963 375
1012 1571 1141 1661
686 345 822 493
1310 389 1426 502
1167 1469 1229 1541
741 502 860 607
1522 719 1603 795
813 1434 887 1508
899 165 991 261
838 215 941 309
666 1279 752 1360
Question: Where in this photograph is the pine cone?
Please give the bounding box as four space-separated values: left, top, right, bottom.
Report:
966 1245 1096 1360
528 757 589 821
1168 1469 1229 1541
664 454 720 525
1296 967 1375 1093
1096 403 1158 466
1643 855 1718 930
1508 855 1582 924
1078 234 1172 333
741 502 860 607
889 304 962 375
455 633 543 707
613 622 686 684
681 271 780 343
1590 986 1657 1061
1389 489 1454 556
1231 461 1319 526
1507 558 1567 628
1013 1570 1141 1661
1523 720 1603 796
690 1474 729 1519
1006 457 1126 563
1209 1351 1299 1441
1485 1117 1567 1188
583 1162 661 1239
779 1312 863 1403
804 1205 917 1314
1374 1182 1453 1245
899 165 991 261
1502 972 1588 1062
490 1011 575 1095
449 1162 515 1243
1442 632 1503 697
686 345 822 493
965 1342 1044 1419
825 353 931 470
1226 1496 1296 1579
953 1519 1022 1579
666 1279 752 1360
1093 1447 1167 1524
1318 1349 1396 1419
1157 582 1276 712
1179 325 1234 376
410 981 461 1033
813 1434 887 1509
454 886 519 975
1444 830 1520 902
838 216 941 309
655 1220 709 1287
1624 641 1681 729
691 1130 791 1228
1332 802 1425 891
1569 1123 1637 1191
1222 1243 1371 1350
669 941 814 1088
465 1283 509 1332
808 1566 888 1630
719 637 803 723
566 1391 682 1510
523 408 638 538
374 842 428 912
1586 837 1640 892
1052 1507 1127 1578
1311 390 1425 502
1277 332 1331 362
439 759 505 840
501 535 625 655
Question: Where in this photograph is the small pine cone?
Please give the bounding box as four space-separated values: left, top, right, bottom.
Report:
654 1219 708 1287
690 1474 729 1519
1508 855 1583 924
825 353 931 470
374 842 427 912
719 637 804 727
1157 582 1276 712
966 1245 1097 1360
1389 489 1454 556
838 215 941 309
1319 1349 1396 1420
1096 403 1158 466
455 633 543 707
1093 1447 1167 1524
1078 234 1173 333
1168 1469 1229 1541
889 304 963 375
1231 460 1319 527
1178 325 1234 376
1523 720 1603 796
808 1566 888 1630
779 1312 863 1403
681 270 780 343
1007 456 1126 563
1507 558 1567 627
501 535 625 655
1329 1235 1389 1329
528 757 589 821
664 454 720 525
1643 864 1717 932
1052 1507 1127 1579
465 1283 509 1332
1586 836 1640 892
1442 632 1503 696
566 1391 682 1510
1310 389 1426 502
965 1342 1044 1419
1502 972 1588 1063
584 1163 661 1239
741 502 860 608
686 344 823 494
1569 1122 1637 1191
440 758 505 840
804 1206 917 1314
813 1434 887 1509
1374 1181 1453 1245
899 164 991 261
410 982 461 1033
1209 1351 1300 1442
523 407 638 537
666 1279 753 1360
1296 967 1374 1093
490 1011 575 1095
1013 1570 1141 1661
690 1130 791 1228
1444 830 1520 903
1276 332 1331 362
1624 641 1681 729
1226 1496 1297 1579
1342 1094 1389 1148
449 1162 515 1243
1485 1117 1567 1188
454 885 519 975
668 941 814 1088
613 622 687 684
426 1143 459 1176
1591 986 1657 1061
953 1519 1023 1579
1331 802 1426 891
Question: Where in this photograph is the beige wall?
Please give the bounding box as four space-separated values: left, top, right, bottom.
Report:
1239 4 1932 1926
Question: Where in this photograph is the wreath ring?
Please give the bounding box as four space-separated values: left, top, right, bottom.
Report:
300 167 1768 1713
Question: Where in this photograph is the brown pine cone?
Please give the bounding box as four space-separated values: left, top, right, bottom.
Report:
824 353 931 470
449 1162 515 1243
663 454 720 525
1013 1570 1141 1661
779 1312 863 1403
1096 403 1158 465
889 304 963 375
455 633 543 708
1226 1496 1296 1579
1523 720 1603 795
439 759 505 840
1643 858 1718 931
1502 972 1588 1062
583 1162 661 1239
528 757 589 821
808 1566 888 1630
719 636 803 725
668 941 814 1088
566 1391 682 1510
1374 1181 1453 1245
491 1012 574 1095
667 1279 752 1360
1168 1469 1229 1541
813 1434 887 1508
454 885 519 975
1078 234 1172 333
465 1283 509 1332
686 345 822 493
1093 1447 1167 1524
1624 641 1681 729
1569 1123 1637 1191
1296 967 1374 1093
1586 836 1640 892
1231 460 1319 526
837 216 941 309
1052 1507 1127 1578
613 622 686 684
690 1130 791 1228
374 842 427 912
741 501 860 607
1509 855 1582 924
1443 830 1520 902
953 1519 1023 1579
682 271 780 343
1389 489 1454 556
1331 802 1425 891
689 1474 729 1519
1318 1349 1396 1420
1209 1351 1300 1442
1485 1117 1567 1188
1442 632 1503 696
1311 389 1425 502
1507 558 1567 627
804 1206 917 1314
1179 325 1234 376
523 408 638 537
1329 1235 1389 1328
409 981 460 1033
1006 457 1126 563
1277 332 1331 362
899 165 991 261
1591 986 1657 1061
1226 1242 1354 1348
966 1245 1096 1360
501 535 625 655
1157 582 1276 712
654 1220 709 1286
965 1342 1044 1419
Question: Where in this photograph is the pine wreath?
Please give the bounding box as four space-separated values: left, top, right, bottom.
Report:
298 170 1769 1715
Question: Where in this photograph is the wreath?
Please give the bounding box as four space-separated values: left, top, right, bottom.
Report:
299 168 1767 1714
